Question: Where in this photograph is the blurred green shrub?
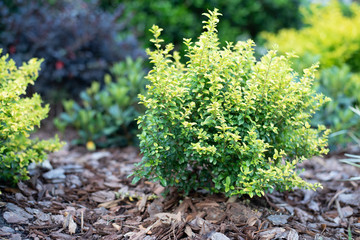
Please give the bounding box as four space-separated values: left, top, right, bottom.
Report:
263 1 360 147
0 50 63 185
0 0 144 102
55 58 147 149
97 0 304 53
132 10 329 197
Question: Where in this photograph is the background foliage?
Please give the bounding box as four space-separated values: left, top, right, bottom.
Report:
55 58 147 149
263 1 360 148
0 0 144 102
0 50 63 185
95 0 304 55
133 10 329 197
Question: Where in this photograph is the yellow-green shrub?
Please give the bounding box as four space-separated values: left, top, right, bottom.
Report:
263 1 360 71
0 50 63 185
263 1 360 146
132 10 329 197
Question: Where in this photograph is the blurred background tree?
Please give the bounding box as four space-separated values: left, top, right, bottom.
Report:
94 0 305 54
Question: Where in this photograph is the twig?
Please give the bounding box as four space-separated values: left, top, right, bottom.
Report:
327 188 348 209
264 194 281 211
335 200 343 219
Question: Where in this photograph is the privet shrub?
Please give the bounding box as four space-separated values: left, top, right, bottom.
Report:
55 58 147 149
0 50 63 185
132 10 329 197
0 0 144 101
263 1 360 147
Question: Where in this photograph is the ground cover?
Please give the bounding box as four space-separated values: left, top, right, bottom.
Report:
1 127 360 239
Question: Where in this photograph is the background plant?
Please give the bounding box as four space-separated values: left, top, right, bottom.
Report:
96 0 304 55
132 9 329 197
55 58 147 149
0 0 144 102
339 107 360 181
263 0 360 148
0 50 63 185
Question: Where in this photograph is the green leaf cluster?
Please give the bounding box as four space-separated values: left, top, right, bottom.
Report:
0 50 63 185
263 1 360 147
132 10 329 197
55 58 147 148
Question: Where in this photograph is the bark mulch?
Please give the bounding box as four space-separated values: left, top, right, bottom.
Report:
1 142 360 240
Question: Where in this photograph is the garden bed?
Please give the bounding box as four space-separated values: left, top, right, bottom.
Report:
1 132 360 240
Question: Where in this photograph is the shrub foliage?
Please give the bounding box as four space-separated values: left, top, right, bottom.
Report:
132 10 329 197
0 50 63 185
55 58 147 148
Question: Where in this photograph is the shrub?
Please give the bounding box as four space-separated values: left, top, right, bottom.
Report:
118 0 304 53
263 1 360 71
55 58 147 149
262 1 360 147
132 9 329 197
0 50 63 185
311 66 360 147
0 0 144 101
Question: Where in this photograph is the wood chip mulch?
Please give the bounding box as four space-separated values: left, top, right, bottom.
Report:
1 143 360 240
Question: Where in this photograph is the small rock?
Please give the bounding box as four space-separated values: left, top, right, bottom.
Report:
43 168 66 183
267 214 290 225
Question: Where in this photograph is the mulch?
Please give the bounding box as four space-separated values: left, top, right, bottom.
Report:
1 135 360 239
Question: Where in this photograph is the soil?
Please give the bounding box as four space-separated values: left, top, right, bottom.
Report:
1 123 360 240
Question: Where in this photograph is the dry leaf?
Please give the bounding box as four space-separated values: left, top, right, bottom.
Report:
112 223 122 231
185 225 195 237
68 216 77 234
63 212 70 229
258 227 286 240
